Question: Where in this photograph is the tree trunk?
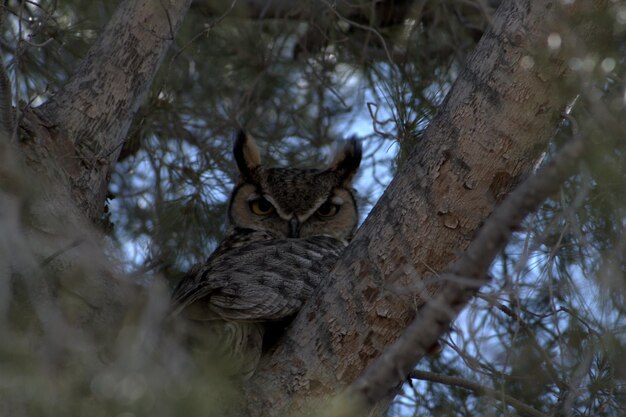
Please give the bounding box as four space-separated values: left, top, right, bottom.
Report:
9 0 192 340
28 0 192 225
4 0 609 416
243 1 604 415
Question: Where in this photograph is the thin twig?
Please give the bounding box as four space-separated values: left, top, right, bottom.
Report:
320 0 395 65
169 0 237 63
40 240 83 267
409 370 548 417
0 2 14 142
477 292 567 390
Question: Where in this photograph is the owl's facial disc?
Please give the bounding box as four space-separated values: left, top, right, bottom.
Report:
229 180 357 240
228 135 361 241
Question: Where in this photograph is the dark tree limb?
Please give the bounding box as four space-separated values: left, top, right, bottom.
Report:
3 0 192 349
407 370 549 417
0 57 13 143
244 1 608 416
476 292 566 390
345 135 585 413
33 0 192 222
0 5 14 143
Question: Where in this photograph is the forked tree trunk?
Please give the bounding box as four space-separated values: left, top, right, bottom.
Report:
27 0 192 224
9 0 192 340
5 0 607 416
242 1 606 416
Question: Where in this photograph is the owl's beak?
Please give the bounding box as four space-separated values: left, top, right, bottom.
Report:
288 217 301 238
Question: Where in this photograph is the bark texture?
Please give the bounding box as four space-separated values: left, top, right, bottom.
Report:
32 0 192 224
9 0 192 341
243 1 598 415
344 136 586 415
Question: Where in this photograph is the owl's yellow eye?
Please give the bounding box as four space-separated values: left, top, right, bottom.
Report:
249 197 275 215
316 201 340 217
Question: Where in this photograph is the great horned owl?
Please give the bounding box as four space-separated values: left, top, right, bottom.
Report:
171 131 361 379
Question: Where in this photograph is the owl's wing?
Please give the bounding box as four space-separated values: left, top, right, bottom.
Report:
171 235 346 321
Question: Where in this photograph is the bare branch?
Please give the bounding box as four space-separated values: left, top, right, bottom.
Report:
477 292 567 390
346 135 586 412
0 5 14 143
408 370 549 417
0 55 14 143
244 1 607 415
34 0 192 222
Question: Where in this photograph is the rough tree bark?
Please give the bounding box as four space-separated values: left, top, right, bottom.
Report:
25 0 192 224
4 0 607 416
341 135 587 417
243 1 606 416
10 0 192 338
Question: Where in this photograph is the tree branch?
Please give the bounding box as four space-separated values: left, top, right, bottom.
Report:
407 370 549 417
34 0 192 222
0 5 14 143
346 135 585 411
0 53 13 142
244 1 608 415
476 293 566 390
3 0 193 350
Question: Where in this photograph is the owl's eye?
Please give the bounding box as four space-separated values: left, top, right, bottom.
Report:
249 197 275 215
316 201 340 217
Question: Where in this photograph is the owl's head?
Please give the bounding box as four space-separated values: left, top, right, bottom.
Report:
228 132 362 241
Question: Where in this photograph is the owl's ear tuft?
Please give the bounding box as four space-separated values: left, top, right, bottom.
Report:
234 130 261 178
328 137 362 184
